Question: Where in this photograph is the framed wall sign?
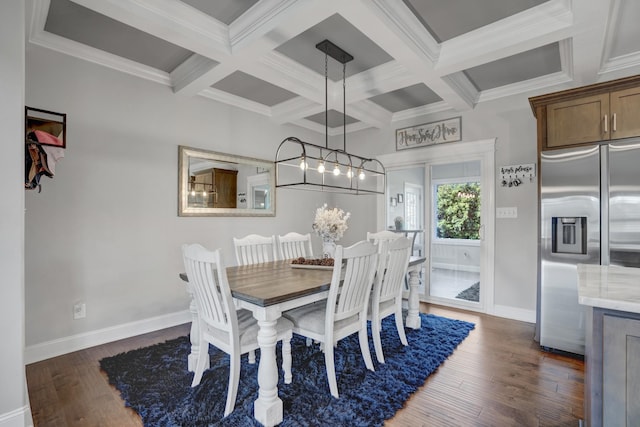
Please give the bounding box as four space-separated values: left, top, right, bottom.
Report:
396 116 461 151
25 107 66 148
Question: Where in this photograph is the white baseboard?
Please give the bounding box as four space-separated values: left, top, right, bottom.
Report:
0 405 32 427
24 310 191 364
489 304 536 323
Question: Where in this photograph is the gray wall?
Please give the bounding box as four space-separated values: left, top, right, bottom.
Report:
24 41 540 361
0 2 32 425
24 45 352 356
344 96 539 319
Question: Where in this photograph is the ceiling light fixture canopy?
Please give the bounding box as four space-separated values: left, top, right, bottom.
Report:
275 39 385 195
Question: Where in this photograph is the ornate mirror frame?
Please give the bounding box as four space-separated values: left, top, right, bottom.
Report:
178 145 276 217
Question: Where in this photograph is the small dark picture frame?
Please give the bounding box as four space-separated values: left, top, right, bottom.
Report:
25 107 66 148
397 193 404 203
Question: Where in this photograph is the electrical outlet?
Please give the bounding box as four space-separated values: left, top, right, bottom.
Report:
496 207 518 218
73 302 86 319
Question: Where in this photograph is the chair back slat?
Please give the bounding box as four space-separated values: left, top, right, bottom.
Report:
233 234 277 265
277 232 313 259
182 244 236 333
375 237 412 304
328 241 378 323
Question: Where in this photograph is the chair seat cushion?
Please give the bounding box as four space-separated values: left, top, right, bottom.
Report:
283 302 357 336
204 309 293 347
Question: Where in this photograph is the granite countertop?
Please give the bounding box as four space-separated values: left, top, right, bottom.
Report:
577 264 640 314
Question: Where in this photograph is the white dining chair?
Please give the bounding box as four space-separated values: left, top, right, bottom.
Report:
366 230 402 245
181 243 293 417
283 240 379 398
369 237 412 363
277 232 313 260
233 234 278 265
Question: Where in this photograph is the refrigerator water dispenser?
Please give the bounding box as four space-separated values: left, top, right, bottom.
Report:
552 217 587 255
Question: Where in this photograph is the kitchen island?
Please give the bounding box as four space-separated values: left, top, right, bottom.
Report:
577 264 640 426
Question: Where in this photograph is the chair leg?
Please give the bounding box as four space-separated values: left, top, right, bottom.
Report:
372 315 385 364
248 349 256 364
324 342 339 398
358 327 375 371
395 307 408 346
224 353 241 417
191 340 208 387
282 333 292 384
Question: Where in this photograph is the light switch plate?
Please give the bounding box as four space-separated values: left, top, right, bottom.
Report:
496 207 518 218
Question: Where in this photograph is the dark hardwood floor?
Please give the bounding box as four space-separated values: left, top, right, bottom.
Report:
26 303 584 426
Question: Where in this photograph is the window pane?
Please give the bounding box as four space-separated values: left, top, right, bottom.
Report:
435 182 481 239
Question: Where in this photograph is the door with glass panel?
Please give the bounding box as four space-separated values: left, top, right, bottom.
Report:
428 161 481 307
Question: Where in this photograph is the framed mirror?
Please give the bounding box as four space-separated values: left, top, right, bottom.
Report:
178 145 276 217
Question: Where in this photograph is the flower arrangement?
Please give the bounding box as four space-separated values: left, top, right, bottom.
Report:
312 204 351 242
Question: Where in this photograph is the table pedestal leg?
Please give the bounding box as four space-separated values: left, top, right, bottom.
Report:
186 284 208 372
254 313 282 427
405 266 421 329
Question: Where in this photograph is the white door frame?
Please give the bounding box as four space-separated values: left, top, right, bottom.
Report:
377 138 496 313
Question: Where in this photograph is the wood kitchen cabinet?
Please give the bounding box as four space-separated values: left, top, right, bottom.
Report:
530 74 640 151
193 168 237 208
585 307 640 426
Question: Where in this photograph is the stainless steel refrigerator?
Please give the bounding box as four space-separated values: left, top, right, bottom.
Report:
539 139 640 355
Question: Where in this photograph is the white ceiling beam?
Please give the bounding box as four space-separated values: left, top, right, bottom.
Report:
345 61 421 103
346 0 474 111
570 0 614 84
271 97 322 124
198 87 271 116
69 0 232 60
345 99 393 129
435 0 574 76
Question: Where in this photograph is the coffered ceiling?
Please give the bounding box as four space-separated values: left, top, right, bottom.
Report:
27 0 640 135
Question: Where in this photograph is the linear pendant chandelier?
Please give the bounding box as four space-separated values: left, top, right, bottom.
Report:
275 39 386 195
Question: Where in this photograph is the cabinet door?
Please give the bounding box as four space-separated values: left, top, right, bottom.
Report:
546 93 610 148
610 86 640 140
603 314 640 426
213 168 237 208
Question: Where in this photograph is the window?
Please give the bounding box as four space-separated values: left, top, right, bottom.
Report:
433 181 481 240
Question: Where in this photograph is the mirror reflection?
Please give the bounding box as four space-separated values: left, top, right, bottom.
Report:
178 146 275 217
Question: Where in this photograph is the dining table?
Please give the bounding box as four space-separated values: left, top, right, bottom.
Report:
179 255 426 426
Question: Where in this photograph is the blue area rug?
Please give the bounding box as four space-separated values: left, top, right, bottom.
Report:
100 313 474 426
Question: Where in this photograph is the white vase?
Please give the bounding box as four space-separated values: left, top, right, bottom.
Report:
322 238 336 259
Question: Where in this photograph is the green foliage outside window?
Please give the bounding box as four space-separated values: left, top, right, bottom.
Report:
436 182 481 239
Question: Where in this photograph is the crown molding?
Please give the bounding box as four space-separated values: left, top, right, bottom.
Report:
477 71 573 103
70 0 231 59
198 87 272 116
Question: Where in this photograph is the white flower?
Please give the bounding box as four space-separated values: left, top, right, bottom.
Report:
312 203 351 242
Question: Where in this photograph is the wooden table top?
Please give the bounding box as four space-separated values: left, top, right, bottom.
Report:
179 256 426 308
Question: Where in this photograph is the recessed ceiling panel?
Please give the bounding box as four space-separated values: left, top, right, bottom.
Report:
180 0 258 25
368 83 442 113
608 1 640 58
212 71 298 106
44 0 193 73
403 0 547 42
464 43 561 91
306 110 359 128
275 14 393 81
